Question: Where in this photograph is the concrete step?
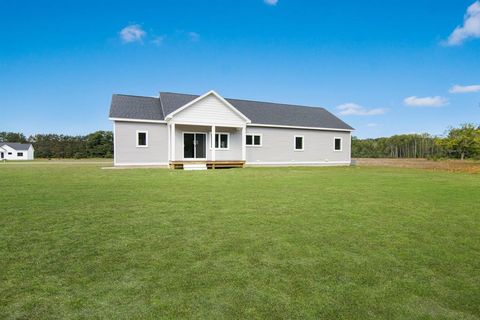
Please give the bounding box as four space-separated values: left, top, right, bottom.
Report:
183 163 207 171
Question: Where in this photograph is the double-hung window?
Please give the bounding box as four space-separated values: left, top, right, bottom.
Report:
246 134 262 146
215 133 229 149
294 135 304 151
136 131 148 147
334 137 342 151
17 152 23 157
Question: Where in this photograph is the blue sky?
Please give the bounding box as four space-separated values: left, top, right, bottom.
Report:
1 0 479 138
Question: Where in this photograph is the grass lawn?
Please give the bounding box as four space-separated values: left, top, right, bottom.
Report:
0 164 479 319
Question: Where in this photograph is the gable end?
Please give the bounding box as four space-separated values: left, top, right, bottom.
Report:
165 90 250 125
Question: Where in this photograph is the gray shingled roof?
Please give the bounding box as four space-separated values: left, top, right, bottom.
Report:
109 94 164 120
109 92 354 130
0 142 32 151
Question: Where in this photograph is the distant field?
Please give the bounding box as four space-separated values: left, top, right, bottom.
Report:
355 158 480 173
0 164 479 319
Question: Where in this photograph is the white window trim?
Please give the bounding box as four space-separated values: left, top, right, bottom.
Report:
333 137 343 152
294 135 304 151
213 132 230 150
136 130 148 148
246 133 263 147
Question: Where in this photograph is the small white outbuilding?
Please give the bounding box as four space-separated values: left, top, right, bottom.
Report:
0 143 35 160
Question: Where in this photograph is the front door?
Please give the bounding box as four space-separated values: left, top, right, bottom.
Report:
183 133 206 159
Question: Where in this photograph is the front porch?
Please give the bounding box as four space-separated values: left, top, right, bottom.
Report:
169 160 246 169
163 90 251 169
167 123 247 169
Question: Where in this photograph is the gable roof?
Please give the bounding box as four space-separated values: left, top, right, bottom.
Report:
0 142 33 151
110 91 354 130
164 90 251 123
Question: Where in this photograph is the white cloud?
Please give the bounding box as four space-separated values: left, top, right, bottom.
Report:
445 1 480 46
151 35 165 46
188 32 200 42
119 24 146 43
403 96 448 107
336 103 387 116
264 0 278 5
449 84 480 93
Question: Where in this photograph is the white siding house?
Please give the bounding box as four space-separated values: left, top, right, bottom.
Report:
109 90 354 168
0 143 35 160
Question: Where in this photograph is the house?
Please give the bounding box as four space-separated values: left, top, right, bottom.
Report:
0 143 35 160
109 90 354 168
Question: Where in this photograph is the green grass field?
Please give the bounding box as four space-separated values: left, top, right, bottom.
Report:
1 163 479 319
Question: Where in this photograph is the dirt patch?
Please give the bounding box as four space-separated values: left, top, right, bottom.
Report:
354 158 480 174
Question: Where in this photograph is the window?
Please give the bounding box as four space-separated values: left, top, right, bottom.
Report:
246 134 262 146
334 137 342 151
17 152 23 157
294 135 304 151
215 133 229 149
136 131 148 147
8 152 12 155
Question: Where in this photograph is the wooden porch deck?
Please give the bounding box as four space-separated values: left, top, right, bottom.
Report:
169 160 245 169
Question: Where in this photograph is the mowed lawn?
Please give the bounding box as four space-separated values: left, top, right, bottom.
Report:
0 164 479 319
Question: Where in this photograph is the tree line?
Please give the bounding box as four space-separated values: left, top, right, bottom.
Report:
1 123 479 159
352 123 480 160
0 131 113 158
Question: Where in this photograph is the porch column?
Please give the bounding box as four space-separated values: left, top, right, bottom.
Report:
167 123 171 161
241 125 246 161
171 123 176 161
211 125 216 161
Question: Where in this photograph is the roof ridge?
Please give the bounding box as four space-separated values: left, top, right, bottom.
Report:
113 93 159 99
226 97 327 111
160 91 327 110
3 142 31 144
160 91 199 97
